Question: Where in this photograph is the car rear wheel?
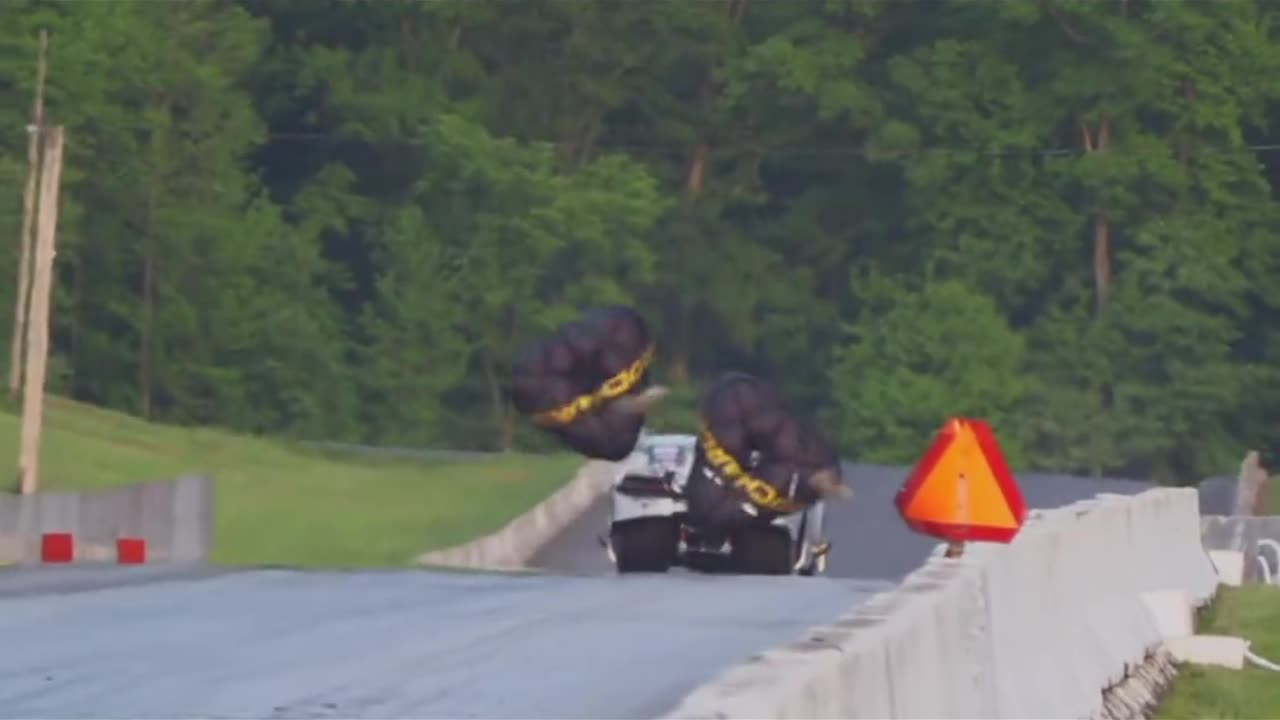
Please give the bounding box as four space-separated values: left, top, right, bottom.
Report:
610 517 677 573
730 526 794 575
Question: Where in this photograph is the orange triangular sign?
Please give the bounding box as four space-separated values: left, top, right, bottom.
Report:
894 418 1026 543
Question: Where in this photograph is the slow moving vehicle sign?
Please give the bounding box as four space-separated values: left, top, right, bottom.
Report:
894 417 1026 544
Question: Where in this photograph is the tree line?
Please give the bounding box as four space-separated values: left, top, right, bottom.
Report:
0 0 1277 484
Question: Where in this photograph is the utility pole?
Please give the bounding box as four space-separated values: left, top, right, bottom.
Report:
9 28 49 397
16 126 64 496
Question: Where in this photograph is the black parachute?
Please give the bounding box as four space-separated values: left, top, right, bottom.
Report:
682 371 846 530
509 306 659 461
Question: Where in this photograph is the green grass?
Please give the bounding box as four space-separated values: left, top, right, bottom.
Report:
1155 585 1280 719
0 396 582 567
1268 477 1277 514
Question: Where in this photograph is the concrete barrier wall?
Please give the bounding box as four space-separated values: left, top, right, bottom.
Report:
0 474 213 564
415 460 615 570
665 487 1220 719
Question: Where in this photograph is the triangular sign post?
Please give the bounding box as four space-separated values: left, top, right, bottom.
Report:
894 417 1027 552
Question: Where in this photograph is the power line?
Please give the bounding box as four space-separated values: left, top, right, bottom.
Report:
18 123 1279 158
258 131 1280 158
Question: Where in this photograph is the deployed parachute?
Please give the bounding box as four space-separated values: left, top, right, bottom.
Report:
509 306 667 461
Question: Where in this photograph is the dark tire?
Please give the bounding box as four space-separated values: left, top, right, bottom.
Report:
730 526 794 575
610 517 677 573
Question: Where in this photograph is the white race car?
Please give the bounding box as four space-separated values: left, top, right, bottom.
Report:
600 432 832 575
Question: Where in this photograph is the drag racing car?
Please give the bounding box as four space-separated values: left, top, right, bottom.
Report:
600 432 832 575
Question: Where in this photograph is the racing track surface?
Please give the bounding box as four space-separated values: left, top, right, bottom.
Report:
531 460 1156 580
0 566 893 719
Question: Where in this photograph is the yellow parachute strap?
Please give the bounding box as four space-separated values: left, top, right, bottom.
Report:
697 422 804 514
531 344 656 428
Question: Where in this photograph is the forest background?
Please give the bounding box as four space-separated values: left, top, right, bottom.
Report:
1 0 1277 485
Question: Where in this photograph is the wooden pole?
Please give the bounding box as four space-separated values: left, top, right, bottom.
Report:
16 126 63 496
1236 450 1266 517
8 28 49 397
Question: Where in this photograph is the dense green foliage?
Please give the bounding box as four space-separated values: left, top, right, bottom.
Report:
1 0 1278 483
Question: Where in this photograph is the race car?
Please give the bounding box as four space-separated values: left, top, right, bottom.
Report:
599 432 832 575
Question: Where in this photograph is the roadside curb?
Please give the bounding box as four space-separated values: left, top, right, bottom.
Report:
414 459 616 571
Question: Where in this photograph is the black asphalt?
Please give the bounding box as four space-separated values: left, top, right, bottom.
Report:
531 460 1160 581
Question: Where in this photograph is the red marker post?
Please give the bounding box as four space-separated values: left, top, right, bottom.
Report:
40 532 74 563
115 535 146 563
116 537 147 564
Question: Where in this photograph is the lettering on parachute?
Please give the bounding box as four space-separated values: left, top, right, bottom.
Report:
698 424 803 514
531 344 656 428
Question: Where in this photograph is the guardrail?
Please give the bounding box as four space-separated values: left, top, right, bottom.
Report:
0 474 213 565
297 441 510 462
1196 450 1276 583
1201 514 1280 585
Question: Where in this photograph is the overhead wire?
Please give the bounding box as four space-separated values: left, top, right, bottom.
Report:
255 131 1280 158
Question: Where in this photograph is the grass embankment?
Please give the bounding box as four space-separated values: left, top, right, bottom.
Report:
0 396 581 567
1155 585 1280 719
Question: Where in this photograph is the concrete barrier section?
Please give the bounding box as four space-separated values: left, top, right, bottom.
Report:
665 487 1220 719
415 460 616 570
0 474 213 565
